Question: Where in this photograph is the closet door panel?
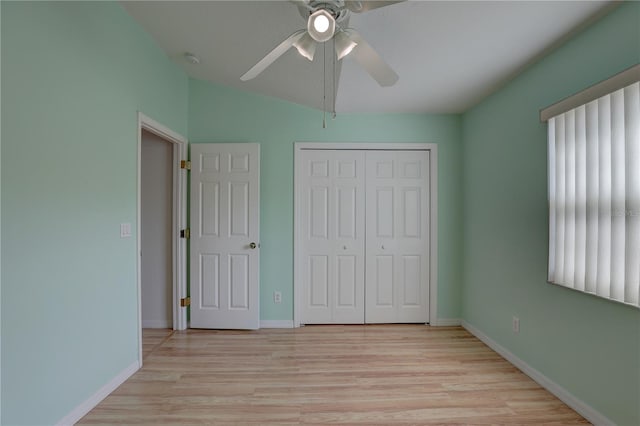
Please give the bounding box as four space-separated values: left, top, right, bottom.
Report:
365 152 397 323
395 151 430 322
300 150 365 324
365 151 430 323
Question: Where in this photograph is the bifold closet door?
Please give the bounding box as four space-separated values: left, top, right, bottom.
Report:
365 151 430 323
299 150 366 324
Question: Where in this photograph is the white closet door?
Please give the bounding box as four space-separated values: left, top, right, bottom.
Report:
300 150 365 324
365 151 430 323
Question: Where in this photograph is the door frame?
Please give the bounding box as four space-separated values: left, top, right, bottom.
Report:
136 112 188 366
293 142 438 327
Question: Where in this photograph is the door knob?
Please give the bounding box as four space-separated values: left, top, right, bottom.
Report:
249 242 257 249
381 245 385 250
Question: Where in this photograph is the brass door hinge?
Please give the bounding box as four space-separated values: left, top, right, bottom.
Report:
180 160 191 170
180 228 191 239
180 297 191 307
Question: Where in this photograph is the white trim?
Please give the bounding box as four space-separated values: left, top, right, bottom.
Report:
260 320 295 328
431 318 461 326
428 147 438 325
56 361 139 426
296 142 438 151
293 142 438 327
293 145 302 327
141 320 173 329
540 64 640 121
461 321 614 426
137 112 188 368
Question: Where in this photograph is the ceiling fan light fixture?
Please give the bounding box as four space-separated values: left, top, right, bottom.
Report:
334 30 358 60
307 9 335 42
293 32 317 61
313 14 330 32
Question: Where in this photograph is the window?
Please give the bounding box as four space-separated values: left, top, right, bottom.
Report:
543 66 639 308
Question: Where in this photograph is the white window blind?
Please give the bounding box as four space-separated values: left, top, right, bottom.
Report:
548 81 639 307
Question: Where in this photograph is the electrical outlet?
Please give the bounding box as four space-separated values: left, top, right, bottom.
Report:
274 291 282 304
512 316 520 333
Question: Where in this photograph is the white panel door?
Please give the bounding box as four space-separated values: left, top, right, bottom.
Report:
190 144 260 329
300 150 365 324
365 151 429 323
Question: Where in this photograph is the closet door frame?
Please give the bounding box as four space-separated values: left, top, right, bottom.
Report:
293 143 438 327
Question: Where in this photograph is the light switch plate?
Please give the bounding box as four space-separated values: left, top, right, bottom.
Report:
120 223 132 238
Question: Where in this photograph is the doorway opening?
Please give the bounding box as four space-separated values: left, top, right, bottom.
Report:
141 129 173 330
137 113 187 367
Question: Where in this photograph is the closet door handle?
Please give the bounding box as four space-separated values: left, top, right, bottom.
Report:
381 245 385 250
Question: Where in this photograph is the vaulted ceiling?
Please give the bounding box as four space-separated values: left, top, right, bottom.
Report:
122 1 613 113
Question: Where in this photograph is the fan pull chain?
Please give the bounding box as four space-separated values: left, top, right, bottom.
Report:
322 40 327 129
333 37 337 119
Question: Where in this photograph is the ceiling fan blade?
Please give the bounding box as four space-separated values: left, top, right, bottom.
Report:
289 0 313 12
241 29 306 81
347 30 398 87
345 0 405 13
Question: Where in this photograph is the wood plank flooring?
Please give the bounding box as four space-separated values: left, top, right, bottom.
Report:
79 325 588 425
142 328 174 360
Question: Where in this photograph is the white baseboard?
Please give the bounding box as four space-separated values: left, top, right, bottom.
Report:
263 320 460 328
56 361 139 426
461 321 613 426
260 320 294 328
142 319 172 328
431 318 461 326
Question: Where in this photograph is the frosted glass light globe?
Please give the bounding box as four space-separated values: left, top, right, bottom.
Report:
307 9 335 42
313 15 330 33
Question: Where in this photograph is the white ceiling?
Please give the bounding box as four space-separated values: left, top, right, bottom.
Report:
122 1 613 114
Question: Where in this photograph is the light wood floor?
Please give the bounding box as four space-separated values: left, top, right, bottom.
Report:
141 328 174 360
79 325 588 425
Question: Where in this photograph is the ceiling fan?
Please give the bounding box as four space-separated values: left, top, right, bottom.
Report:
240 0 403 87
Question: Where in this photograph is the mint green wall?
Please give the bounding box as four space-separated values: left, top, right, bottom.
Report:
189 80 463 322
0 3 3 420
1 2 188 424
2 0 636 424
461 3 640 425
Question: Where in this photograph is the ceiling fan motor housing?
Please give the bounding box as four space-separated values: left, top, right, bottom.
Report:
299 0 350 24
307 9 336 42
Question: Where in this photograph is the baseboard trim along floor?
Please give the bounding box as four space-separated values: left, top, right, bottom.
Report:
431 318 462 326
56 361 140 426
260 320 295 328
461 320 612 426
